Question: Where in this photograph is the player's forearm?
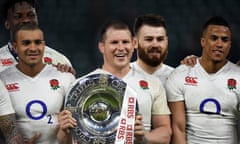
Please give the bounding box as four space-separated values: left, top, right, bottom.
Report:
145 126 172 144
171 126 186 144
0 114 24 144
57 129 72 144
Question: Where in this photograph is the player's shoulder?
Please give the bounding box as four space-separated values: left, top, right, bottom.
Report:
169 64 194 76
44 64 75 78
44 45 64 56
162 64 175 71
44 45 72 65
0 44 11 55
0 44 8 51
227 61 240 70
0 66 16 78
130 67 163 86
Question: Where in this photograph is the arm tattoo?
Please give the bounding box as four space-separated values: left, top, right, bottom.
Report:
0 114 24 144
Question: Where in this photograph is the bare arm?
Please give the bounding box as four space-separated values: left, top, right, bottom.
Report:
57 110 77 144
0 113 24 144
144 115 172 144
168 101 186 144
54 63 76 76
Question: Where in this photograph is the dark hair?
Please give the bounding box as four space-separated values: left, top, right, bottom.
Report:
202 16 231 35
133 13 167 35
12 23 41 42
3 0 38 20
99 19 132 42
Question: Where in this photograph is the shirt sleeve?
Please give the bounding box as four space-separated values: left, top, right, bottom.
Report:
151 78 171 115
165 66 185 102
0 80 15 116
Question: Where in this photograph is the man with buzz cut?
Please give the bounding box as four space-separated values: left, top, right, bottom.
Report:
0 0 75 73
166 16 240 143
0 23 75 143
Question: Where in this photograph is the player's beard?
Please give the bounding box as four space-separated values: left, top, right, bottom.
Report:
138 44 167 67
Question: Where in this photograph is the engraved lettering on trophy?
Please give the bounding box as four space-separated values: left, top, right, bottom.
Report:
99 74 108 86
70 79 95 101
65 104 77 113
93 137 107 144
75 128 91 143
111 79 125 94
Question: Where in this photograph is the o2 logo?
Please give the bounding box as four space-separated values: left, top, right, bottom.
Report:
199 98 221 114
25 100 53 124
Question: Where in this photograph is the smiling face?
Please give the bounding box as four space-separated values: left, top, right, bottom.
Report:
136 25 168 67
99 27 134 71
13 29 45 68
201 25 231 63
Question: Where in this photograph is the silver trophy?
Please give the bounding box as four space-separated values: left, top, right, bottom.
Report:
65 73 129 144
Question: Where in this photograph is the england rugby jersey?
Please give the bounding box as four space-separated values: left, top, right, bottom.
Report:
0 43 72 72
166 59 240 144
90 68 171 131
131 62 174 85
0 64 75 144
0 80 14 116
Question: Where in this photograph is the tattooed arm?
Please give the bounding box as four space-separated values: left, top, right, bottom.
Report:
0 113 24 144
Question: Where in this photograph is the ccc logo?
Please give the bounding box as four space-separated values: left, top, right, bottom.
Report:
185 76 198 85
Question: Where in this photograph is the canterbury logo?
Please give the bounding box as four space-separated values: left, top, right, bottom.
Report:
6 83 19 91
184 76 198 86
0 58 14 66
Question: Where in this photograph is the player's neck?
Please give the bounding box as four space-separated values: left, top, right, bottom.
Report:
16 63 45 77
137 59 162 74
199 57 227 74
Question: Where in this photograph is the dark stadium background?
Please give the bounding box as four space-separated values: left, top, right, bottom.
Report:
1 0 240 76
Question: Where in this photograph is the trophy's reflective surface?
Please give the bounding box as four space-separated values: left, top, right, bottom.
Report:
65 74 126 144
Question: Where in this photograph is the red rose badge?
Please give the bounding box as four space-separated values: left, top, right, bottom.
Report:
139 80 149 90
50 79 60 90
227 78 236 90
44 57 52 65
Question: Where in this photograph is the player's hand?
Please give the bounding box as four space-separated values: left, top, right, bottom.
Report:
54 63 76 76
58 110 77 134
134 114 145 142
236 60 240 66
26 132 41 144
180 55 198 66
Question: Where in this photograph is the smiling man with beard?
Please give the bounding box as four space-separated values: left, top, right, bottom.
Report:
131 13 174 86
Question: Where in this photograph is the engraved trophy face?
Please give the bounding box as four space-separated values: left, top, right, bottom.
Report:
65 74 127 144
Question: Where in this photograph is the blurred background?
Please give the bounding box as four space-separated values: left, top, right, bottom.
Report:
0 0 240 76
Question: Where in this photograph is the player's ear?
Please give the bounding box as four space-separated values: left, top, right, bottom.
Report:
5 20 10 29
132 37 137 49
98 42 104 54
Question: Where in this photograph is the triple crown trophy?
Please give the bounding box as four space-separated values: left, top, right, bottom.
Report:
65 73 138 144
